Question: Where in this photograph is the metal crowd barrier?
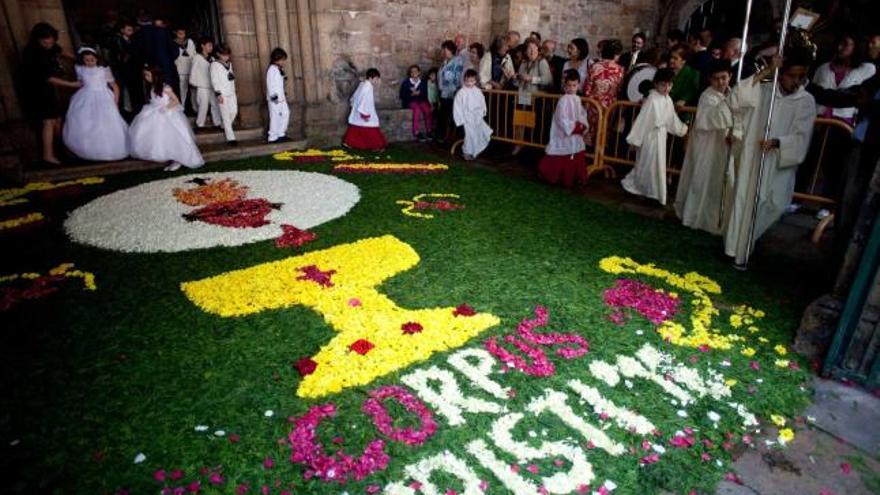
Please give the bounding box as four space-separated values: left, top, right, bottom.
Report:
452 90 604 173
461 91 852 243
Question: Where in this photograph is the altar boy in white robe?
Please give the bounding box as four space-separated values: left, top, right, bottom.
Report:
453 69 493 160
343 68 387 151
621 68 689 205
210 44 237 145
724 51 816 267
266 47 290 143
538 69 589 187
675 60 737 234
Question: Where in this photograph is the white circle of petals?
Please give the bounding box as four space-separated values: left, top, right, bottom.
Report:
64 171 361 253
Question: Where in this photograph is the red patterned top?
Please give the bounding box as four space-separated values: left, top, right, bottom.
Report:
583 60 625 108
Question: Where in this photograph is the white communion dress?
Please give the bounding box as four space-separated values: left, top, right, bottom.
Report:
62 65 130 161
129 85 204 168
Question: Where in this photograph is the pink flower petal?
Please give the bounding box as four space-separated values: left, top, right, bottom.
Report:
840 462 851 475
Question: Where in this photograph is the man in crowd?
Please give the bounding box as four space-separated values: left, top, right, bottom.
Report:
619 32 646 72
541 39 567 90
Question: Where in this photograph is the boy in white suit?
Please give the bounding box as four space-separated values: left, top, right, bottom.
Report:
210 44 237 145
266 47 290 143
173 27 196 110
189 37 221 129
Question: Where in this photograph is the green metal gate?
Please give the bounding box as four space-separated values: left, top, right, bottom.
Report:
823 213 880 389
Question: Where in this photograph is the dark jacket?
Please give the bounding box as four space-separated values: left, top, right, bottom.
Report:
131 24 179 86
399 77 429 107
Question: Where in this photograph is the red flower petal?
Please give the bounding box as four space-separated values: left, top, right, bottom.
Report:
294 357 318 377
349 339 375 355
840 462 851 475
401 322 424 334
453 304 477 317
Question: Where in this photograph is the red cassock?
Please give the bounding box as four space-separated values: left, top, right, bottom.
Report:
343 124 388 151
538 152 587 188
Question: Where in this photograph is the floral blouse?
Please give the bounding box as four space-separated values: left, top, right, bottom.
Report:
583 59 624 108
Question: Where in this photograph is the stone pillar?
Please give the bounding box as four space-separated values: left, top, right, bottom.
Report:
218 0 266 128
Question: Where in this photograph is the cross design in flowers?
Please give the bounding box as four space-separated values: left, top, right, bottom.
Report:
181 235 500 398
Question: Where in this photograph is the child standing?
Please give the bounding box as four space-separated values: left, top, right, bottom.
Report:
210 44 237 145
621 68 688 205
173 26 197 110
427 68 440 111
130 66 204 171
189 37 221 129
343 68 387 151
63 47 130 161
453 69 492 160
538 70 589 187
674 60 737 234
266 47 290 143
399 65 432 142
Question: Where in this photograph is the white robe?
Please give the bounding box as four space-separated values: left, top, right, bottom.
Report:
674 87 736 234
724 77 816 264
348 80 379 127
621 90 689 205
545 93 588 156
453 86 492 157
266 64 289 141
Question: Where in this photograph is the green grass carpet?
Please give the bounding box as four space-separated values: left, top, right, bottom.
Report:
0 146 814 495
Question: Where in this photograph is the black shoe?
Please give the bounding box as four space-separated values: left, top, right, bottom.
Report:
227 140 238 147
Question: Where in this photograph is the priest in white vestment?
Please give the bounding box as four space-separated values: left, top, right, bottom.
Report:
453 69 493 160
622 68 689 205
724 53 816 266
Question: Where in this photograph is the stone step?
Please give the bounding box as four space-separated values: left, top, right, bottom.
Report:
194 126 265 146
21 138 308 182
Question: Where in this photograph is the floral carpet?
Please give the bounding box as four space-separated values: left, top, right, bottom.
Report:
0 147 815 495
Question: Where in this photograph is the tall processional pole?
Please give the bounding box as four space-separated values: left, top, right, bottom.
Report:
718 0 755 230
742 0 795 267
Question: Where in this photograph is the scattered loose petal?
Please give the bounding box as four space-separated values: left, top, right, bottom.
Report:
133 453 146 464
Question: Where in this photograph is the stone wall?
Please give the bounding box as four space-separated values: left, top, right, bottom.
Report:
533 0 658 54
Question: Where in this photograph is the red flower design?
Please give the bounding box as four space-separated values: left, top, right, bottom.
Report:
349 339 375 355
275 225 317 249
452 304 477 317
401 322 423 334
182 198 282 228
296 265 336 287
294 357 318 377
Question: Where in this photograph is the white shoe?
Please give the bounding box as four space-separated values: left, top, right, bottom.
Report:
785 203 801 214
164 162 182 172
816 208 831 220
464 153 475 161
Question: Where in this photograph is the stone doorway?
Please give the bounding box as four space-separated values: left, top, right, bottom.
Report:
61 0 222 47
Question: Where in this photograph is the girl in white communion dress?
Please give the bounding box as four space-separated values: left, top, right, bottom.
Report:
62 47 130 161
129 65 204 171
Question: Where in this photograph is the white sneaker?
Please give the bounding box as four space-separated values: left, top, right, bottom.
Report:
785 203 801 214
816 208 831 220
463 153 475 161
164 162 182 172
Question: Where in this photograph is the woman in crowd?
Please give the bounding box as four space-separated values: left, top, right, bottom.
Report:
584 39 624 145
437 40 464 143
516 38 553 94
584 39 624 108
468 43 486 83
562 38 590 88
486 36 515 89
21 22 81 165
668 45 701 107
814 34 876 125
